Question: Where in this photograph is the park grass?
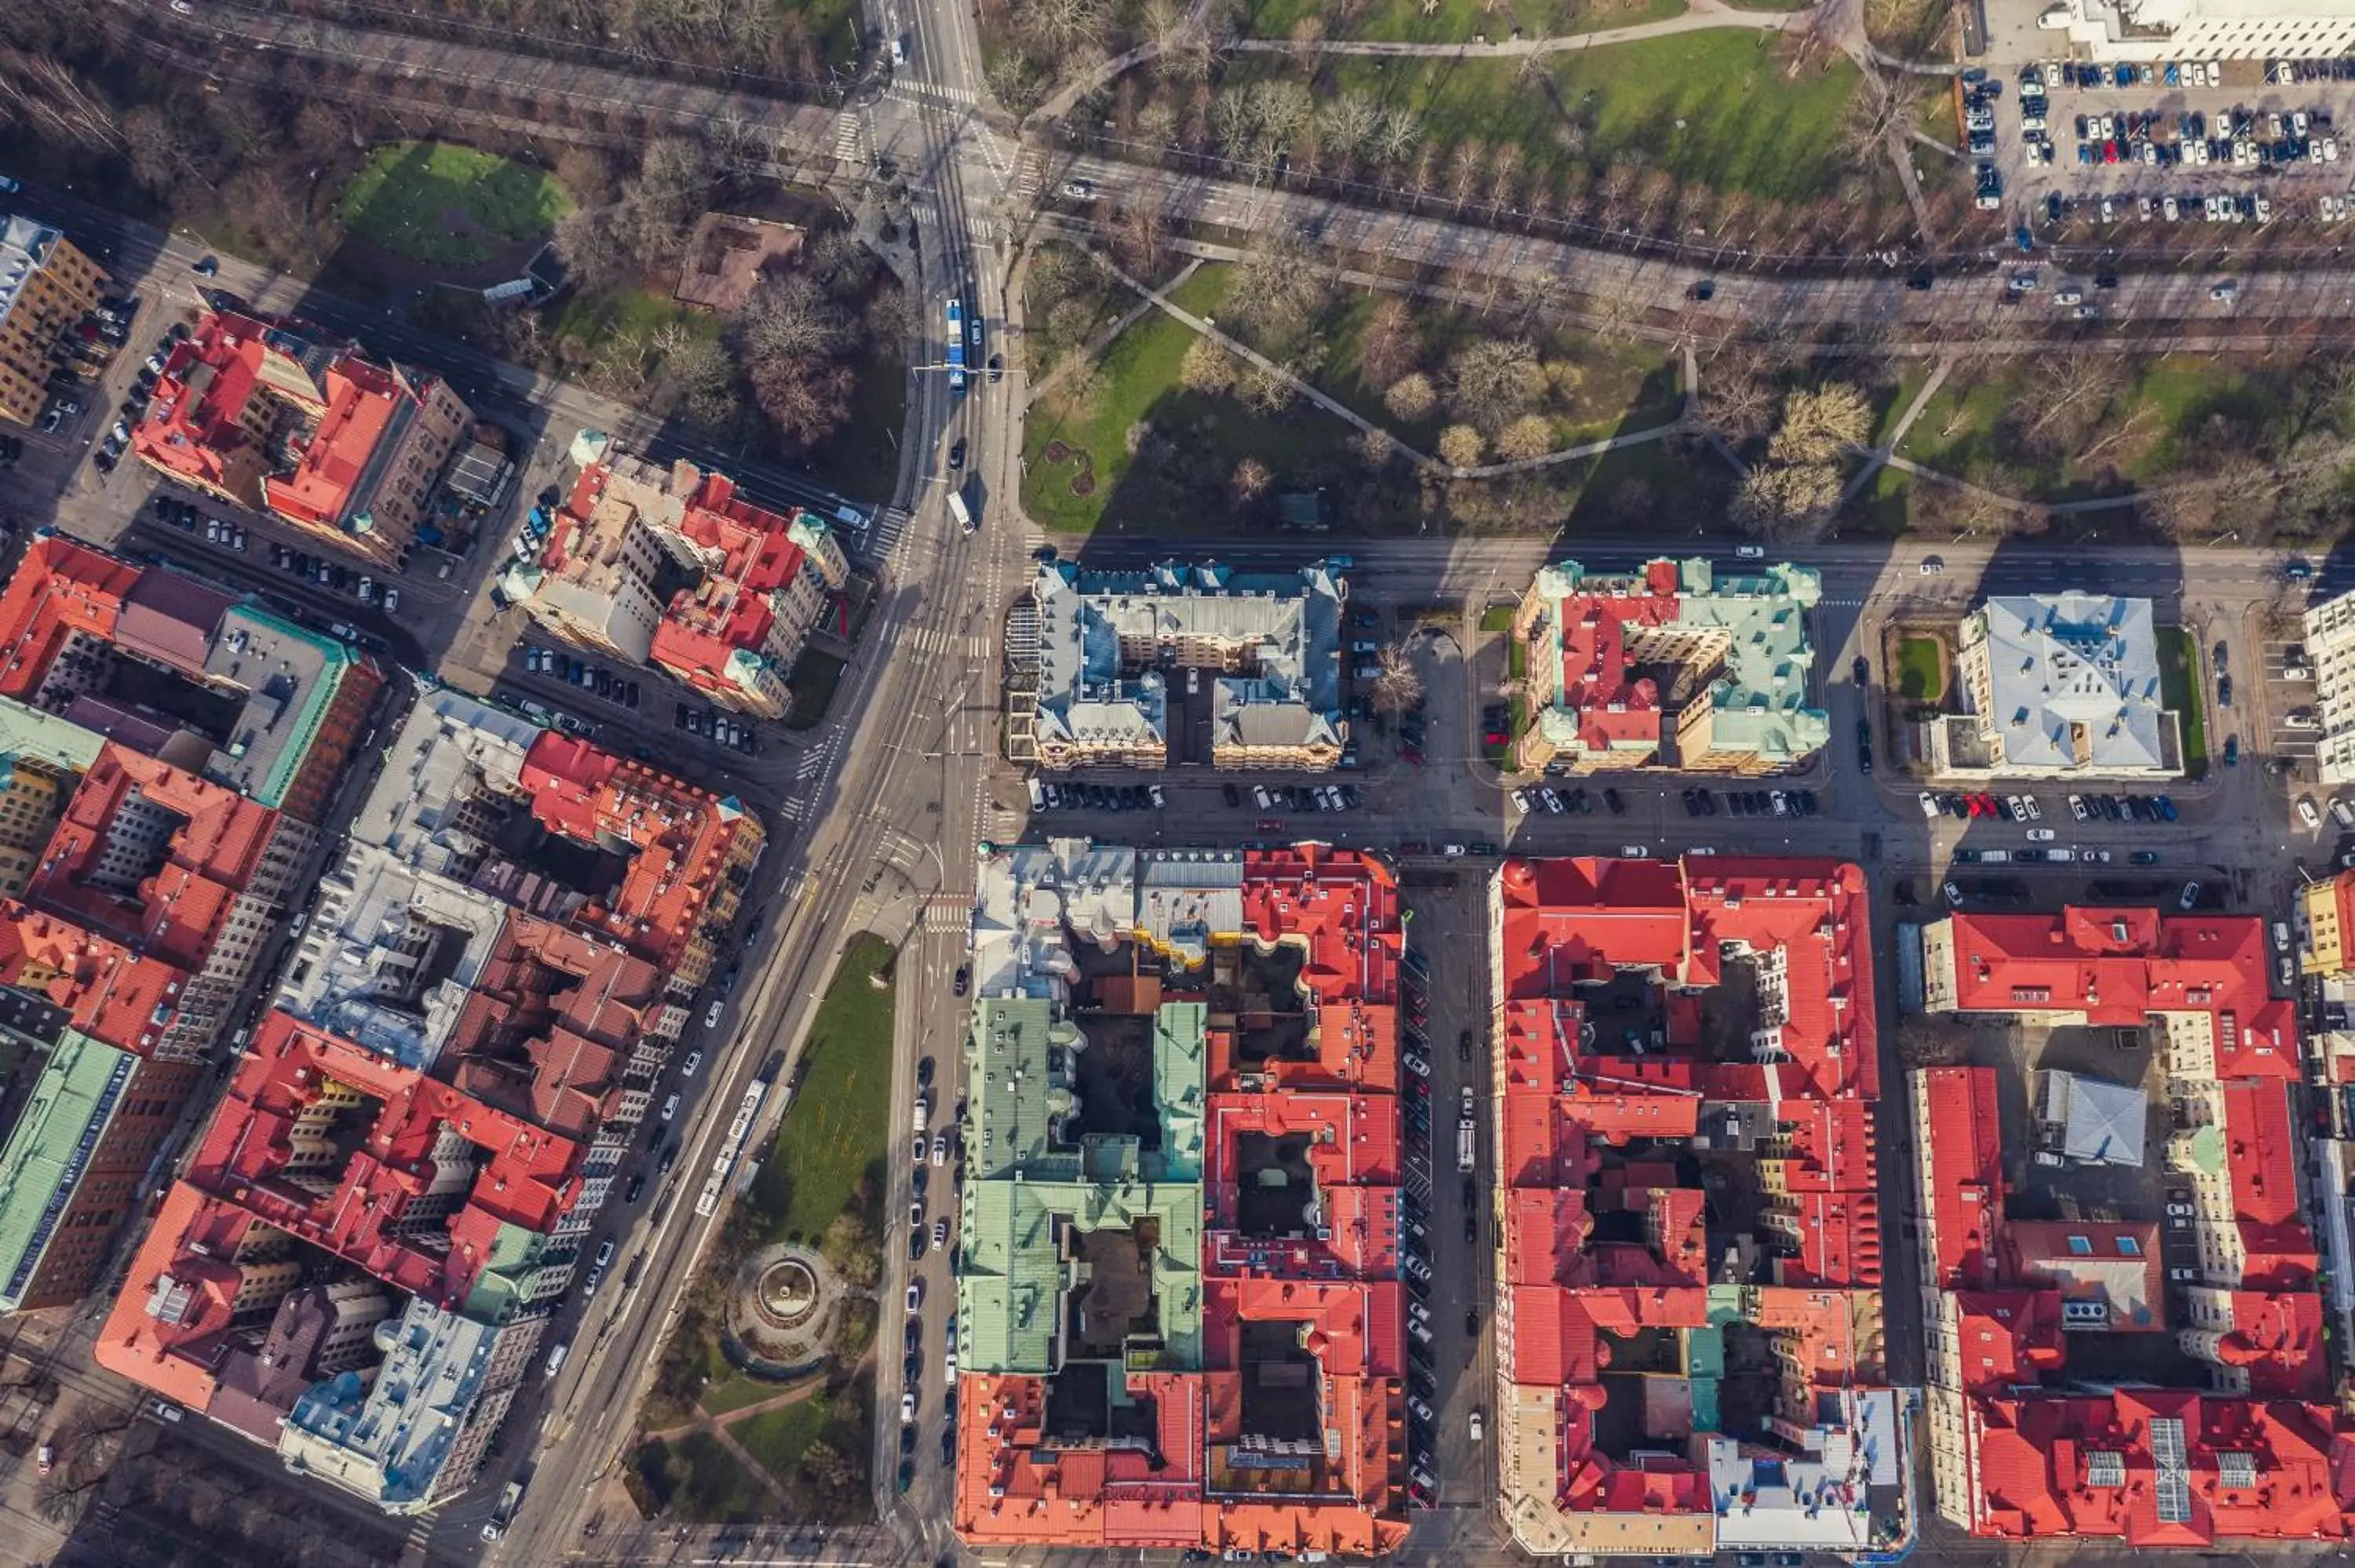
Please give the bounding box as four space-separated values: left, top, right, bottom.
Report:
631 1432 772 1524
335 142 571 265
1895 634 1946 702
2157 625 2208 777
741 934 896 1246
732 1394 838 1486
548 286 726 356
784 649 849 730
1021 271 1358 534
699 1369 802 1418
1219 32 1866 206
1235 0 1683 42
1479 604 1517 633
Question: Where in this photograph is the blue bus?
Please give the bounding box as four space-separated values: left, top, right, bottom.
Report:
945 297 967 394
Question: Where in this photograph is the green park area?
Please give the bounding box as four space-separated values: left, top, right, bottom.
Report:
1214 32 1869 207
335 141 572 265
741 932 897 1246
1236 0 1684 41
1021 265 1360 534
1894 634 1946 704
630 935 896 1522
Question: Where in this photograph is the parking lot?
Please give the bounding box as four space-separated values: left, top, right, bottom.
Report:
1981 54 2355 240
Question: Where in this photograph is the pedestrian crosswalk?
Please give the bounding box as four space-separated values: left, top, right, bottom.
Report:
832 110 867 166
797 729 842 782
923 897 970 934
1013 151 1042 202
779 793 810 824
864 505 912 566
904 625 996 661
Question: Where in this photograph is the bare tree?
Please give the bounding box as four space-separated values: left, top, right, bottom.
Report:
1438 424 1486 468
1385 372 1438 425
1369 644 1426 715
1494 414 1556 463
1229 457 1273 507
1358 297 1419 389
1448 337 1545 434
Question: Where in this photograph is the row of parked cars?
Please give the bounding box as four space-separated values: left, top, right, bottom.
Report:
525 646 641 707
1919 788 2179 824
673 702 761 756
263 542 402 611
1034 779 1165 812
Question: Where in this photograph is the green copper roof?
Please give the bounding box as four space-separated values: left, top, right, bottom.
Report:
957 997 1208 1376
0 697 104 777
462 1220 566 1323
0 1030 134 1309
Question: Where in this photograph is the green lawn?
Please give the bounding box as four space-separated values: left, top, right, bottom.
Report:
1479 604 1517 633
1895 634 1945 703
1221 33 1868 206
549 286 725 356
335 142 571 265
742 934 897 1245
785 650 849 731
1235 0 1683 41
732 1394 837 1486
1022 272 1358 534
2157 625 2208 778
699 1370 801 1418
630 1432 772 1524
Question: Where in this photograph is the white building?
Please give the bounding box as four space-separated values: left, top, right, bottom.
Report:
2302 586 2355 783
2047 0 2355 64
1933 593 2183 780
1020 560 1347 772
278 1297 544 1513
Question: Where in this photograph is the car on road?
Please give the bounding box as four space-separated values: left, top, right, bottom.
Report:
947 438 966 470
933 1132 949 1166
931 1217 949 1251
661 1092 680 1121
952 965 969 997
2224 735 2240 766
2180 881 2203 910
704 999 723 1028
2027 828 2054 841
1919 556 1944 575
1059 180 1095 200
2299 797 2324 828
681 1050 702 1078
900 1394 917 1424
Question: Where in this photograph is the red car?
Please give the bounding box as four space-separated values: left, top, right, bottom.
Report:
2102 140 2120 164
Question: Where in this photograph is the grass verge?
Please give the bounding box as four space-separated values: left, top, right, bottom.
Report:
1479 604 1517 633
2156 626 2207 777
335 141 571 264
742 934 896 1245
1236 0 1684 39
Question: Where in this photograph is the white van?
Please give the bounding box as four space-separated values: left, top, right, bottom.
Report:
543 1341 571 1378
1027 777 1046 810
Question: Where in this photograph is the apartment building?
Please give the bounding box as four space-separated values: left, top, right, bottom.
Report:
0 534 385 828
1909 906 2353 1544
1485 854 1904 1559
132 304 471 567
0 742 315 1311
1019 560 1349 773
1511 559 1827 777
954 841 1409 1559
0 215 104 427
1933 593 2184 781
2302 587 2355 784
513 434 848 718
96 1012 585 1510
2046 0 2355 63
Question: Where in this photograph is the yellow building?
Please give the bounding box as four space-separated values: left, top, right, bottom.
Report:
0 217 104 428
0 756 66 898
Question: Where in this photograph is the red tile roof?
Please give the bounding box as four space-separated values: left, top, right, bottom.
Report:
0 535 136 697
1495 855 1882 1533
513 731 754 971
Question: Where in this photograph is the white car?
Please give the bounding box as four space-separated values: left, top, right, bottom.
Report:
1919 556 1944 575
900 1394 917 1424
932 1132 949 1167
2211 283 2238 303
681 1050 702 1078
2068 793 2087 822
2006 795 2028 819
2298 797 2323 829
705 999 724 1028
2027 828 2055 842
1919 791 1940 818
2021 795 2041 821
1469 1410 1484 1442
906 1282 922 1313
1403 1051 1431 1078
2053 287 2084 306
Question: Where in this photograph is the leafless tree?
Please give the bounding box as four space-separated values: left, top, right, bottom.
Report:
1448 337 1545 434
1229 456 1273 506
1438 424 1486 468
1369 644 1426 714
